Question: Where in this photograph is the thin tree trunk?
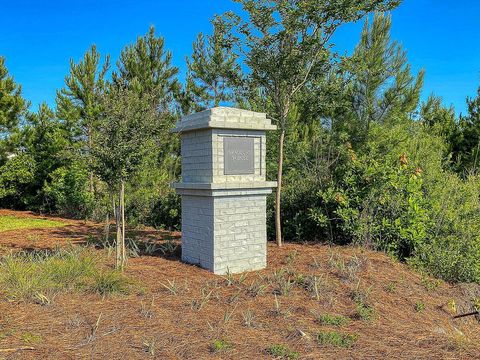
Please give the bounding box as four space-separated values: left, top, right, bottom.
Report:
104 211 110 244
114 196 121 269
120 180 126 269
275 128 285 247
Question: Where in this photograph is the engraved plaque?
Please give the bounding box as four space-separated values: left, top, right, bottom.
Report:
223 137 254 175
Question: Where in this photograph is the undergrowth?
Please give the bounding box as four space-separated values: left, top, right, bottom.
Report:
0 246 131 302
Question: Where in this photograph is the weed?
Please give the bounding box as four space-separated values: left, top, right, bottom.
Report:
272 294 291 318
21 332 42 344
285 250 298 265
328 250 346 273
351 283 376 321
355 302 375 320
140 296 156 319
247 277 268 297
272 269 294 296
266 344 299 359
420 276 440 291
91 270 131 296
160 279 179 295
67 314 83 329
143 338 156 356
242 309 256 328
191 288 213 311
385 281 397 293
157 240 178 256
317 331 358 348
414 301 426 312
311 256 321 269
223 304 238 324
210 338 233 353
300 275 322 300
315 313 350 326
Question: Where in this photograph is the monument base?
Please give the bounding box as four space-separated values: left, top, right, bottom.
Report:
174 183 275 274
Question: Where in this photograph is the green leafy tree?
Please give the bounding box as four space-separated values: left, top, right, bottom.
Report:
91 84 159 269
224 0 400 246
185 16 241 112
0 56 28 136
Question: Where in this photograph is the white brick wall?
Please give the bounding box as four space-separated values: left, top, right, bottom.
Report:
180 193 267 274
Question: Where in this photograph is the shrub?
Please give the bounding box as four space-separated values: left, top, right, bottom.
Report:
42 163 94 218
316 331 358 348
210 339 233 353
266 344 299 359
316 313 350 326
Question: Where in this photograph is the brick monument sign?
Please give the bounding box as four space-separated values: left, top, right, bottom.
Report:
172 107 277 274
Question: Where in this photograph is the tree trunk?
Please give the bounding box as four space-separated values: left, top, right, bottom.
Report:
120 180 126 269
275 128 285 247
104 211 110 244
114 196 121 269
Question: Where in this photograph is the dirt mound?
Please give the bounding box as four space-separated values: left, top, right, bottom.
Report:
0 210 479 359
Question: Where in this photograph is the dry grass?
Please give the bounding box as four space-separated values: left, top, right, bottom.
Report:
0 210 479 359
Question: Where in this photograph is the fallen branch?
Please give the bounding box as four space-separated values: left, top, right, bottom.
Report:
453 311 479 319
0 346 35 352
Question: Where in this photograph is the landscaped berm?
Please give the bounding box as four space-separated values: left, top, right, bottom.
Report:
0 209 478 359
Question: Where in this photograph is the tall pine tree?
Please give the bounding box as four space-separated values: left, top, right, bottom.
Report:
0 56 28 136
56 45 110 193
184 16 241 112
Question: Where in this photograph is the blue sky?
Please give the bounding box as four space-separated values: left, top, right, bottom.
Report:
1 0 479 116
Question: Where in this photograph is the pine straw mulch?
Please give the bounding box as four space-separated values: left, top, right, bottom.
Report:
0 210 479 359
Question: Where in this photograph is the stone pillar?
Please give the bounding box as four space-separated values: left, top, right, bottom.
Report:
172 107 277 274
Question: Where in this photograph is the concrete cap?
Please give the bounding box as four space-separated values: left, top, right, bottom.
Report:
172 107 277 133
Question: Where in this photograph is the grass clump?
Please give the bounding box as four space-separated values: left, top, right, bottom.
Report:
0 215 66 232
316 313 350 326
210 338 233 353
0 247 131 301
414 301 426 312
317 331 358 348
266 344 299 359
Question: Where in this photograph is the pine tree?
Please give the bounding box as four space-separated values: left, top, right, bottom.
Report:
456 88 480 172
113 26 179 113
0 56 28 135
185 16 241 112
55 45 110 193
342 12 424 142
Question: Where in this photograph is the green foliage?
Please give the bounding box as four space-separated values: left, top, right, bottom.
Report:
0 56 28 134
316 331 358 348
184 15 240 112
316 314 350 326
42 163 94 218
210 339 233 353
0 154 36 206
91 85 159 187
265 344 299 359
